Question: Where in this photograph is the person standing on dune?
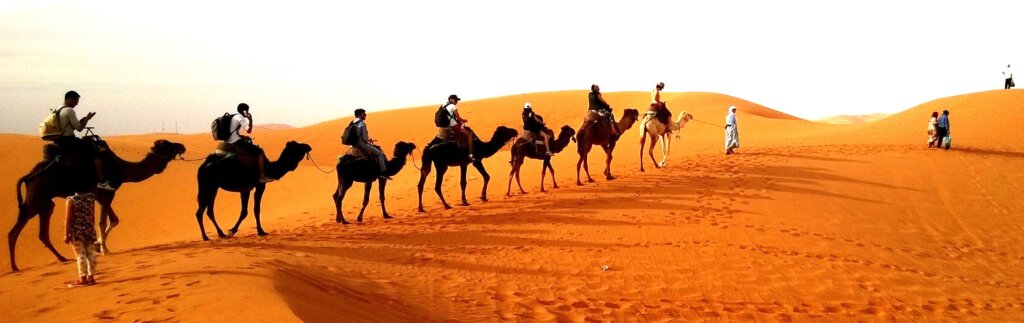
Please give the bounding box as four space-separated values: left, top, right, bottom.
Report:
936 110 951 150
725 106 739 155
927 112 939 148
64 192 98 286
1004 64 1015 89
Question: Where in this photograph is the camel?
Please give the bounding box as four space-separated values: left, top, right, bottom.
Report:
332 141 416 224
417 126 519 212
640 109 694 172
192 141 311 241
10 139 186 272
506 125 576 196
575 109 640 185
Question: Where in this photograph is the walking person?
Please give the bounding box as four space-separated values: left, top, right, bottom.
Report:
64 192 99 286
725 106 740 154
927 112 939 148
1004 64 1015 89
935 110 951 150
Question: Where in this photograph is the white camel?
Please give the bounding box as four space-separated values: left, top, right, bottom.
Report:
640 110 693 172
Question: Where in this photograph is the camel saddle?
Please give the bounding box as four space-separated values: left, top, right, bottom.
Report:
339 145 383 163
435 127 472 149
646 103 672 125
214 142 258 167
515 129 550 155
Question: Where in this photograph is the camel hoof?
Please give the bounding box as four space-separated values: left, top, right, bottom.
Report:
443 205 453 210
226 230 236 238
10 266 19 272
340 220 350 225
418 208 426 213
202 236 210 241
607 176 616 181
576 182 584 186
587 179 595 183
357 217 364 223
257 231 269 236
383 214 394 220
480 197 488 202
57 256 70 263
335 217 345 223
461 202 470 207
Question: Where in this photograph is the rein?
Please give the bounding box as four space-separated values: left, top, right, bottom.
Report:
306 152 336 174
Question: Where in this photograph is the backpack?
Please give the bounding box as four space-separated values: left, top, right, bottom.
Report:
211 113 237 141
39 107 68 141
434 103 452 127
341 121 360 145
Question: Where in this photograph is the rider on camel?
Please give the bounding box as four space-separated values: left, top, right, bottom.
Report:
520 102 552 156
225 103 274 183
581 84 619 136
53 91 114 191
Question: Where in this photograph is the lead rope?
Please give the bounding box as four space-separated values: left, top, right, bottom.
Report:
411 148 422 171
306 152 336 174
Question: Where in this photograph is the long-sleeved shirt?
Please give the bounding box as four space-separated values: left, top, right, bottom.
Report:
725 111 737 127
937 115 949 129
57 106 83 137
352 118 373 145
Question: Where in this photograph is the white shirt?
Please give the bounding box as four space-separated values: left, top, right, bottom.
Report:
57 106 83 137
726 111 737 127
1005 66 1014 79
227 113 250 144
446 103 459 127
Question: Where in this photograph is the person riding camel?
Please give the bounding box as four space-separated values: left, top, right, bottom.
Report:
53 91 114 191
581 84 619 136
439 94 476 161
346 108 391 180
648 82 672 126
226 103 274 183
520 102 552 156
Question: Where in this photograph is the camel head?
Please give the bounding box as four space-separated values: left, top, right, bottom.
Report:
676 111 695 124
622 109 640 122
558 125 576 139
152 139 187 160
393 141 416 158
492 126 520 144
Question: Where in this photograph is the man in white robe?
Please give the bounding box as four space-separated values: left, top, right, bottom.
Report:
724 106 739 154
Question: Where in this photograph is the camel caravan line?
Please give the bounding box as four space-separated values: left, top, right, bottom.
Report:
10 86 693 272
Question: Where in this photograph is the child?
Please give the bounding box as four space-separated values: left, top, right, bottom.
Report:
64 192 98 286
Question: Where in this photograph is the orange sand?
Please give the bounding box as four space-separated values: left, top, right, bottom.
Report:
2 90 1023 321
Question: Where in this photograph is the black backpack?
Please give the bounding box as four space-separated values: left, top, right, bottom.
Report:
211 113 236 141
434 103 452 127
341 121 360 145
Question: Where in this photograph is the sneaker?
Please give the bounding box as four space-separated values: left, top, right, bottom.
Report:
96 181 115 191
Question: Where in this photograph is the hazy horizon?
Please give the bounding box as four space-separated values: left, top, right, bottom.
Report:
2 1 1021 135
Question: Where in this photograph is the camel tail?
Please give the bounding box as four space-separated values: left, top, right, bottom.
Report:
16 175 27 211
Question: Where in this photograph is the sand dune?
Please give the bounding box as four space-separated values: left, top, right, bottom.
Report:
817 113 891 125
2 90 1023 321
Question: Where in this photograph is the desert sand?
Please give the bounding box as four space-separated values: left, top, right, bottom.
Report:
2 89 1023 321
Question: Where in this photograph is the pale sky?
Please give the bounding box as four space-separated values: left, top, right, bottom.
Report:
1 0 1021 135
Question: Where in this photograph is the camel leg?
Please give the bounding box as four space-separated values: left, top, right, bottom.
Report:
576 153 585 186
547 158 559 189
459 165 470 206
506 156 518 197
583 151 595 183
474 160 491 202
660 135 671 167
603 145 615 180
97 206 119 255
8 203 39 272
649 135 660 169
434 165 452 210
513 159 526 194
335 178 354 224
194 188 212 241
229 189 252 237
357 181 373 223
417 168 430 213
205 189 227 239
639 129 647 172
37 207 69 264
253 184 267 236
379 179 393 220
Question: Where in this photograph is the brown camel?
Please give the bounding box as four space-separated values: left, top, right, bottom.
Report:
575 109 640 185
417 126 519 212
10 139 186 272
332 141 416 224
640 109 694 172
193 141 311 241
506 125 576 196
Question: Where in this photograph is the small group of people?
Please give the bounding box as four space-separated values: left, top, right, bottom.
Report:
927 110 952 149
